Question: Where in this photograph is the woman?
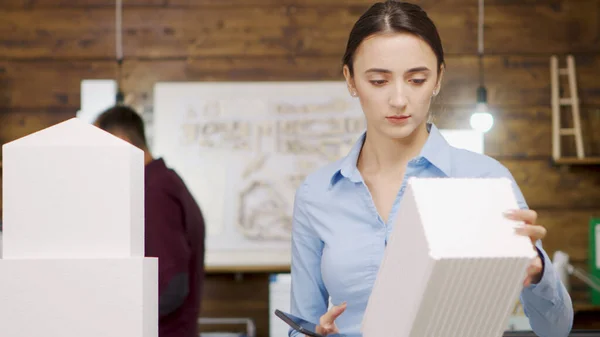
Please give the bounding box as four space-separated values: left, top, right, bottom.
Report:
289 1 573 336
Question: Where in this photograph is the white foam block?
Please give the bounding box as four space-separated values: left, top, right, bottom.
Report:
362 177 537 337
2 118 144 258
0 258 157 337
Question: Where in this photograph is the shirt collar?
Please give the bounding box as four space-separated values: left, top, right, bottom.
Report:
329 123 452 188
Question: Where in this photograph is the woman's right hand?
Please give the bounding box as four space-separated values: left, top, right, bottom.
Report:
314 302 347 336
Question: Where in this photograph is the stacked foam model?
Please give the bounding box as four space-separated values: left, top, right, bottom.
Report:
362 177 537 337
0 118 158 337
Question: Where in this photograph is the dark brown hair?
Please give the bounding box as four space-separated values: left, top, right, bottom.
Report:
94 105 148 149
342 1 445 77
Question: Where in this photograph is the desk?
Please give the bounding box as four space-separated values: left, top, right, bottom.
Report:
504 331 600 336
306 331 600 337
573 304 600 329
205 265 290 274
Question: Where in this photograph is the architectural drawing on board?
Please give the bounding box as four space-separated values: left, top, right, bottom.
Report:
152 82 366 267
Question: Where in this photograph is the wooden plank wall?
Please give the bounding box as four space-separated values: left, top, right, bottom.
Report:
1 0 599 335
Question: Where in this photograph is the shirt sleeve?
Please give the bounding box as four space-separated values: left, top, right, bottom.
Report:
486 163 574 336
145 188 192 318
288 182 330 337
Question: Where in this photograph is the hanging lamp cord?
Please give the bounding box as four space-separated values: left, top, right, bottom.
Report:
115 0 124 105
478 0 485 88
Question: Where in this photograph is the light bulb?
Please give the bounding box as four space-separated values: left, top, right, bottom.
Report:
470 103 494 133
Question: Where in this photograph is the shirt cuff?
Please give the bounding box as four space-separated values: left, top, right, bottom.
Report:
524 246 558 304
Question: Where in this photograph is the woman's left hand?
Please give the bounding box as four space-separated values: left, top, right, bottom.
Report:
504 209 546 286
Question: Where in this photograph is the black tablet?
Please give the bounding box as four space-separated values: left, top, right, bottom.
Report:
274 309 325 337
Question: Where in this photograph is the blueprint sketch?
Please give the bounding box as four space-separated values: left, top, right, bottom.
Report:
153 82 365 267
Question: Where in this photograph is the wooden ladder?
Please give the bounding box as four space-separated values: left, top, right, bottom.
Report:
550 55 585 161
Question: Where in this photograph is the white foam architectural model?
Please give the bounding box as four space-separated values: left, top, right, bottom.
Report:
362 177 537 337
0 118 157 337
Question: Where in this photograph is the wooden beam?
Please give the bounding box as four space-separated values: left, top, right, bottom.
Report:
554 157 600 165
0 110 76 145
0 0 572 8
0 1 598 59
0 0 165 8
0 60 117 111
501 158 600 210
166 0 570 6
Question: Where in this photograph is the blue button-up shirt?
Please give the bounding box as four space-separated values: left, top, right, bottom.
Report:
289 124 573 337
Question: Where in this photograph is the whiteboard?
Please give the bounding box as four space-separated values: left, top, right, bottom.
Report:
152 81 484 268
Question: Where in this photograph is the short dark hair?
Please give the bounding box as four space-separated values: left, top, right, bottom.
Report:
342 1 445 77
94 105 148 149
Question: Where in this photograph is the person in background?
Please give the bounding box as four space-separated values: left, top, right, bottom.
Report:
289 1 573 337
94 106 206 337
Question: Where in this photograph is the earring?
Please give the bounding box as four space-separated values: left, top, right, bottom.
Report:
432 90 438 97
351 91 357 97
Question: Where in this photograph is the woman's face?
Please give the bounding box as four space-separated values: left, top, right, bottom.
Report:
344 32 443 140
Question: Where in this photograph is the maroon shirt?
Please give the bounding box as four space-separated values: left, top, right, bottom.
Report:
145 158 205 337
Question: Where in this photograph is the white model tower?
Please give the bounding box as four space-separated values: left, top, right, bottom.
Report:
362 177 537 337
0 118 158 337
